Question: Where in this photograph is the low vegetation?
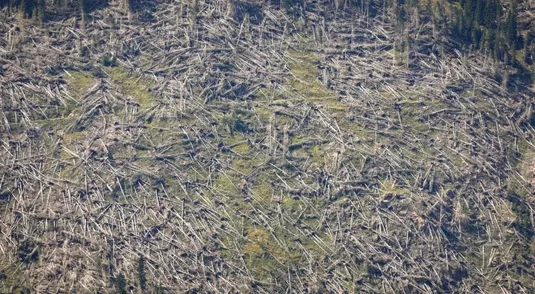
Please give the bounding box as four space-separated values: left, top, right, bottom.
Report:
0 0 534 292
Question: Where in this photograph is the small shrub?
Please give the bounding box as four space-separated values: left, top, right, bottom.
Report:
102 53 117 67
18 239 39 264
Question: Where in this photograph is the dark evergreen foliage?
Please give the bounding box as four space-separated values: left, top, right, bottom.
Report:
17 239 39 264
1 0 530 67
137 255 147 291
102 53 117 67
113 273 128 294
448 0 522 63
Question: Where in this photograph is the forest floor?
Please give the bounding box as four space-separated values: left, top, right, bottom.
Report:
1 1 534 293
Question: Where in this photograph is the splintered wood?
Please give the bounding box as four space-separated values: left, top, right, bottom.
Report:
0 0 534 293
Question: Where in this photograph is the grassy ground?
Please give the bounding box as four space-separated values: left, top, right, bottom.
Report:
105 66 156 109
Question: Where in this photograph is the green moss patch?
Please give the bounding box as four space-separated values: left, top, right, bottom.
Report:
105 66 155 109
65 70 98 100
285 51 344 112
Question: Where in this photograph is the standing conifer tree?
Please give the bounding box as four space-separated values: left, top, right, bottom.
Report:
137 255 147 292
36 0 45 22
20 0 37 18
505 1 519 48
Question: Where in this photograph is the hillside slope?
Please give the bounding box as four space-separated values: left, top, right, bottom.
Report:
1 0 534 292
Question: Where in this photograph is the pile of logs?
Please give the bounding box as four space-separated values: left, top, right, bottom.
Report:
0 0 534 292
